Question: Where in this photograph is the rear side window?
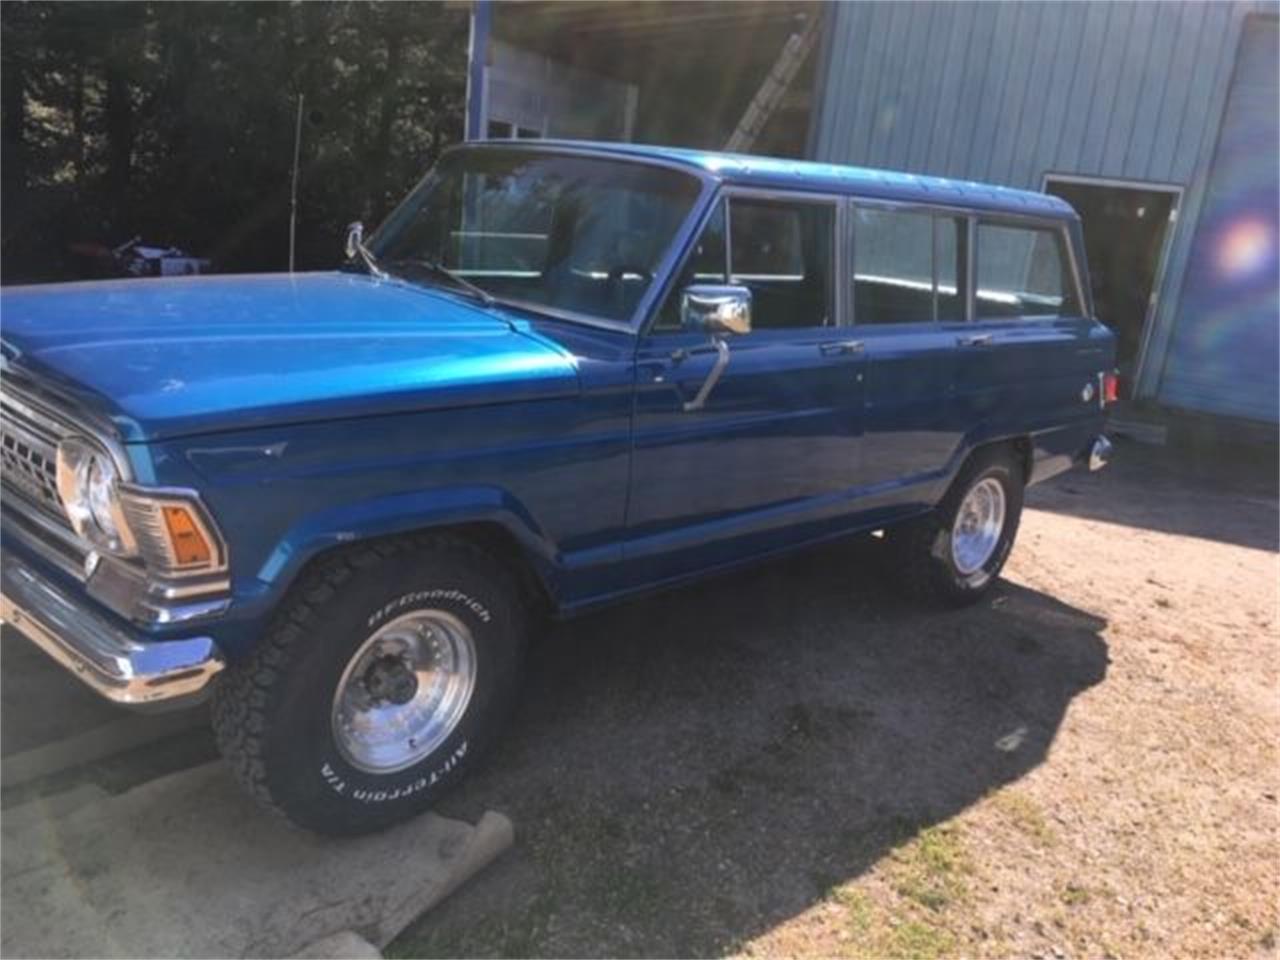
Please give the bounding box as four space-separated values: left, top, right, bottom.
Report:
976 223 1080 318
853 207 965 323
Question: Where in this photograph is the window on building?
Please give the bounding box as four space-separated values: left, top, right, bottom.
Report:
853 207 964 323
975 222 1080 318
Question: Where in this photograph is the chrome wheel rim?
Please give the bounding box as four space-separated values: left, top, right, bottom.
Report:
331 610 477 774
951 477 1007 575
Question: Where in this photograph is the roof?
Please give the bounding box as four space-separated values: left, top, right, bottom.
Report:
475 139 1077 220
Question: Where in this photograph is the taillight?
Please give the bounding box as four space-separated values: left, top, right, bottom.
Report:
1102 371 1120 406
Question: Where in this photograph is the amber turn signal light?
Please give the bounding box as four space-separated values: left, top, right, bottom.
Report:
161 505 213 566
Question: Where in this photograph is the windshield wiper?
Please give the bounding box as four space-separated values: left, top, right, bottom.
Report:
344 221 388 280
382 257 495 307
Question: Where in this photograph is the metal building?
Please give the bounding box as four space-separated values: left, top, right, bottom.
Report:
813 1 1278 426
469 0 1279 428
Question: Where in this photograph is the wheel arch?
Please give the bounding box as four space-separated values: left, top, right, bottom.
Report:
253 486 561 621
953 434 1033 491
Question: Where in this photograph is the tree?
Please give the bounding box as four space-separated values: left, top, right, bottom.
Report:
0 1 469 282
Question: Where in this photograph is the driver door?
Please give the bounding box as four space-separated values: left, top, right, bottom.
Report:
624 192 866 582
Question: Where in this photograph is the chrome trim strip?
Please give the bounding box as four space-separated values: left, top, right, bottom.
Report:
148 577 234 601
4 499 231 624
137 596 232 626
1 501 87 582
1 554 224 708
88 553 230 625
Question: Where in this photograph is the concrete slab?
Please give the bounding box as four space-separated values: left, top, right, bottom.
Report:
1 762 514 958
1 624 130 756
1 709 207 789
2 624 208 791
291 931 384 959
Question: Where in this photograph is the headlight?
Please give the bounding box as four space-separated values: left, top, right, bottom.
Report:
55 437 136 556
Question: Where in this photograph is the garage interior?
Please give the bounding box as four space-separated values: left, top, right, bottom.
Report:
476 1 823 156
1044 177 1180 393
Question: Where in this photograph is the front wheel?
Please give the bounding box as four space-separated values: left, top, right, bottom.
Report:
212 535 526 835
891 448 1024 607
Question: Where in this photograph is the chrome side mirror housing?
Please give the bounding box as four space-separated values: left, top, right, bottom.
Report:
680 284 753 337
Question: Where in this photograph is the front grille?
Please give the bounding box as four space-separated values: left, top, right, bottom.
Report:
1 388 93 579
0 394 70 528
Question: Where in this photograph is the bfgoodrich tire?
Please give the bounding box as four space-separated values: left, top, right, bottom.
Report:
212 535 526 836
892 447 1025 607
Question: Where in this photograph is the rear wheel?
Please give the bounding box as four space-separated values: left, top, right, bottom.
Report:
892 447 1024 606
212 535 526 835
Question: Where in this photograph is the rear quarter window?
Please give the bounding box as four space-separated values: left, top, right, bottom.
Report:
976 222 1080 319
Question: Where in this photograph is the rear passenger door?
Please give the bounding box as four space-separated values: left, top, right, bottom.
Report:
852 203 969 494
954 219 1092 440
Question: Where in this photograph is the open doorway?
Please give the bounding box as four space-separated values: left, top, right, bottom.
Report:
1043 175 1181 394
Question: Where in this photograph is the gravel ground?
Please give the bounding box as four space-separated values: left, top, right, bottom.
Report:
392 438 1279 959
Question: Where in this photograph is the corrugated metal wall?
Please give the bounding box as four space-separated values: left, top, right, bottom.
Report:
1158 16 1278 422
811 0 1276 417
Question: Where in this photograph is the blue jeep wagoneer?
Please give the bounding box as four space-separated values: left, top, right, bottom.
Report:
0 141 1115 833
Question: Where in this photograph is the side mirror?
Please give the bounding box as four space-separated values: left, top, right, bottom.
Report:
344 221 365 260
681 284 752 336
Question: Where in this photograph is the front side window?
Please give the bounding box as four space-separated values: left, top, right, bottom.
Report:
976 222 1080 318
655 200 727 330
730 198 834 329
373 148 702 323
654 195 835 332
852 207 964 323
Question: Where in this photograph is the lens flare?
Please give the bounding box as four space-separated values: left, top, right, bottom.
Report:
1214 215 1275 281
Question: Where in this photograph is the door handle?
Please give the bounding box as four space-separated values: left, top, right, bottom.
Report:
957 333 994 347
819 339 865 356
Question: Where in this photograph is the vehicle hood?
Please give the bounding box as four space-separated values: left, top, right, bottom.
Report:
0 272 579 442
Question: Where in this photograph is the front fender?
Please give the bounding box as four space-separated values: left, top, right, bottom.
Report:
256 483 559 599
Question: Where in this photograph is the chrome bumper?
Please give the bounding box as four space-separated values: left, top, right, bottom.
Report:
1 554 224 709
1088 434 1113 472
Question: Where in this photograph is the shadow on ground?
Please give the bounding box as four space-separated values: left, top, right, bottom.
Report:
1026 436 1278 552
398 537 1109 958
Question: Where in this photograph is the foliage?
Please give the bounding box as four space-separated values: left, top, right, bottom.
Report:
0 1 468 283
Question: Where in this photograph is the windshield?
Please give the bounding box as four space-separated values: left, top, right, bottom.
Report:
372 148 703 324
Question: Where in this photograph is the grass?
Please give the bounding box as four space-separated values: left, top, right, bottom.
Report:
817 823 971 960
993 789 1057 846
827 884 958 960
884 919 958 960
831 886 874 937
1060 882 1091 906
891 824 972 911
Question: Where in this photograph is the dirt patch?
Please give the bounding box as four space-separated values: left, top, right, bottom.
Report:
392 438 1278 959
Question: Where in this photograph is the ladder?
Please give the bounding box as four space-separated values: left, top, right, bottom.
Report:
724 14 821 154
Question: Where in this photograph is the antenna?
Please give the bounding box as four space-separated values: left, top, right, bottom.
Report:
289 93 304 273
